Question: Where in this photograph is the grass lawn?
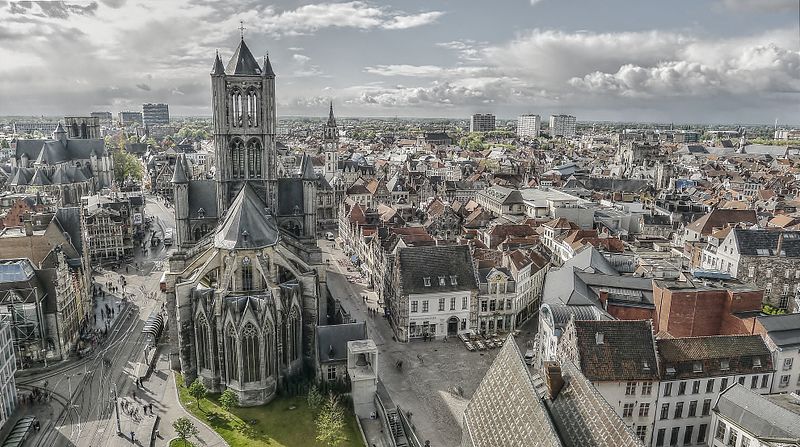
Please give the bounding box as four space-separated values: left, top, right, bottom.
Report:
175 374 364 447
169 439 195 447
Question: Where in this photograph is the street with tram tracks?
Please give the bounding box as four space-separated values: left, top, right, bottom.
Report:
2 194 177 447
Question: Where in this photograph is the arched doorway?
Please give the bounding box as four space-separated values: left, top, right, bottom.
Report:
447 316 459 336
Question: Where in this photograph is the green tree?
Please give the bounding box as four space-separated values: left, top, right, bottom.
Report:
172 416 199 444
188 378 208 410
113 150 143 183
307 384 324 413
0 139 9 149
316 394 346 447
219 388 238 412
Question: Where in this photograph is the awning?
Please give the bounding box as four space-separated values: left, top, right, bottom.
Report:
142 310 165 341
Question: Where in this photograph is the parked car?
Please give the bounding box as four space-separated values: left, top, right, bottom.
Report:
524 350 535 366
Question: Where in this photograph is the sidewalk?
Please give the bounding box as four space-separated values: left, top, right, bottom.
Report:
130 353 227 447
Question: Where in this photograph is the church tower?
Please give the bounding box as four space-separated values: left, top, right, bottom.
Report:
211 35 277 215
172 155 190 247
323 102 338 175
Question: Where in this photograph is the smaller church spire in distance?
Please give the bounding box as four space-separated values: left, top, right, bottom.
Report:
327 101 336 127
262 53 275 78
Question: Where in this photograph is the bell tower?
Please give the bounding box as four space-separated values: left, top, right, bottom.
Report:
212 26 277 215
323 102 338 175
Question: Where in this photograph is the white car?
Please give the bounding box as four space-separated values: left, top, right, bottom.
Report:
523 349 535 366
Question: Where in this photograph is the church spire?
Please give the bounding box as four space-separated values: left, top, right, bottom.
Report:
327 101 336 126
262 53 275 78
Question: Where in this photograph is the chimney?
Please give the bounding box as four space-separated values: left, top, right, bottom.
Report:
24 220 33 237
598 290 609 309
776 232 784 256
543 361 565 399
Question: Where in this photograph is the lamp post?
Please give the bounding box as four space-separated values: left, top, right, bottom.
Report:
112 382 122 435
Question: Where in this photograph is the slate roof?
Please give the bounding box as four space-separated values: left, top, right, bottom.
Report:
462 337 562 447
316 322 367 363
171 155 189 183
225 38 262 75
187 180 218 219
757 313 800 348
396 244 477 295
657 335 769 362
715 384 800 441
573 320 659 381
733 229 800 257
214 183 279 249
15 138 106 162
546 361 646 447
276 178 304 216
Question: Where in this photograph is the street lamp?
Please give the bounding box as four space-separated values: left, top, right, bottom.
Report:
111 382 122 435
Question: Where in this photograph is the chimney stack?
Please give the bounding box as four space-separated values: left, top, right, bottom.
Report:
598 290 609 309
543 361 565 400
24 220 33 237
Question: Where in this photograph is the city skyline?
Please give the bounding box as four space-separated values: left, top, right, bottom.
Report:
0 0 798 123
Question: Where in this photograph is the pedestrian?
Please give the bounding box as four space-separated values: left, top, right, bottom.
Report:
130 431 135 442
101 309 105 319
417 353 423 364
149 403 153 413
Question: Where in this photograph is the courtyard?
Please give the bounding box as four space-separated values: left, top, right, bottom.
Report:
175 374 364 447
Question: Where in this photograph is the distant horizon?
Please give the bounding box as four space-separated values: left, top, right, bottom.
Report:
0 114 797 128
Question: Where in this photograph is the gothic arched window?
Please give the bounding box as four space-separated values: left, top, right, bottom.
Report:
230 138 245 178
241 258 253 291
264 321 274 378
247 88 258 126
242 323 261 383
287 307 301 362
225 324 239 382
247 139 262 178
196 316 210 370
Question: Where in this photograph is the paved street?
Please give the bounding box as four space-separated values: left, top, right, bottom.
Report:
320 237 501 447
4 193 180 447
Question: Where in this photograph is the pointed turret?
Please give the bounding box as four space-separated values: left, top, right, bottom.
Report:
52 122 67 142
212 50 225 75
301 154 316 180
226 38 262 75
327 101 336 127
171 155 188 184
262 54 275 78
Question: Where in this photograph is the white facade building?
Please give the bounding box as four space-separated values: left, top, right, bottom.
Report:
549 114 577 138
516 114 541 138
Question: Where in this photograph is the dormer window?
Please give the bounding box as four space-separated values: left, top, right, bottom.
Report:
720 359 730 371
423 277 431 287
693 362 703 373
439 276 446 286
666 366 676 376
450 275 458 286
642 360 650 371
753 357 762 368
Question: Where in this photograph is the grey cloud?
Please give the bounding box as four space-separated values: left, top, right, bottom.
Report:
136 83 151 91
716 0 798 12
8 1 98 18
99 0 126 8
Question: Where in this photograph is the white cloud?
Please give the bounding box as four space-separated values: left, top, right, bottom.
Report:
256 2 443 36
364 64 491 77
716 0 797 12
382 11 444 30
530 0 546 5
292 54 311 63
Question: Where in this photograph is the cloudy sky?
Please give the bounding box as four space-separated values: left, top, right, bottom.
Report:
1 0 798 123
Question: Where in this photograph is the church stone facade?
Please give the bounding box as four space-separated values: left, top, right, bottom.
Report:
166 38 326 406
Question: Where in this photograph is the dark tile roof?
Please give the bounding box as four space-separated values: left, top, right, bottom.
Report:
657 335 771 379
573 320 659 381
188 180 218 219
733 229 800 257
396 244 477 295
277 178 305 216
462 337 562 447
316 322 367 363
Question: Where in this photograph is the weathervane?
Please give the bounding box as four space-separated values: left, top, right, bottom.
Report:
239 20 246 39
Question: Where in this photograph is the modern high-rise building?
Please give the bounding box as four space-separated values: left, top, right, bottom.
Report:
0 318 17 429
90 111 113 127
470 113 496 132
142 103 170 126
549 114 576 138
118 111 143 126
517 114 541 138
